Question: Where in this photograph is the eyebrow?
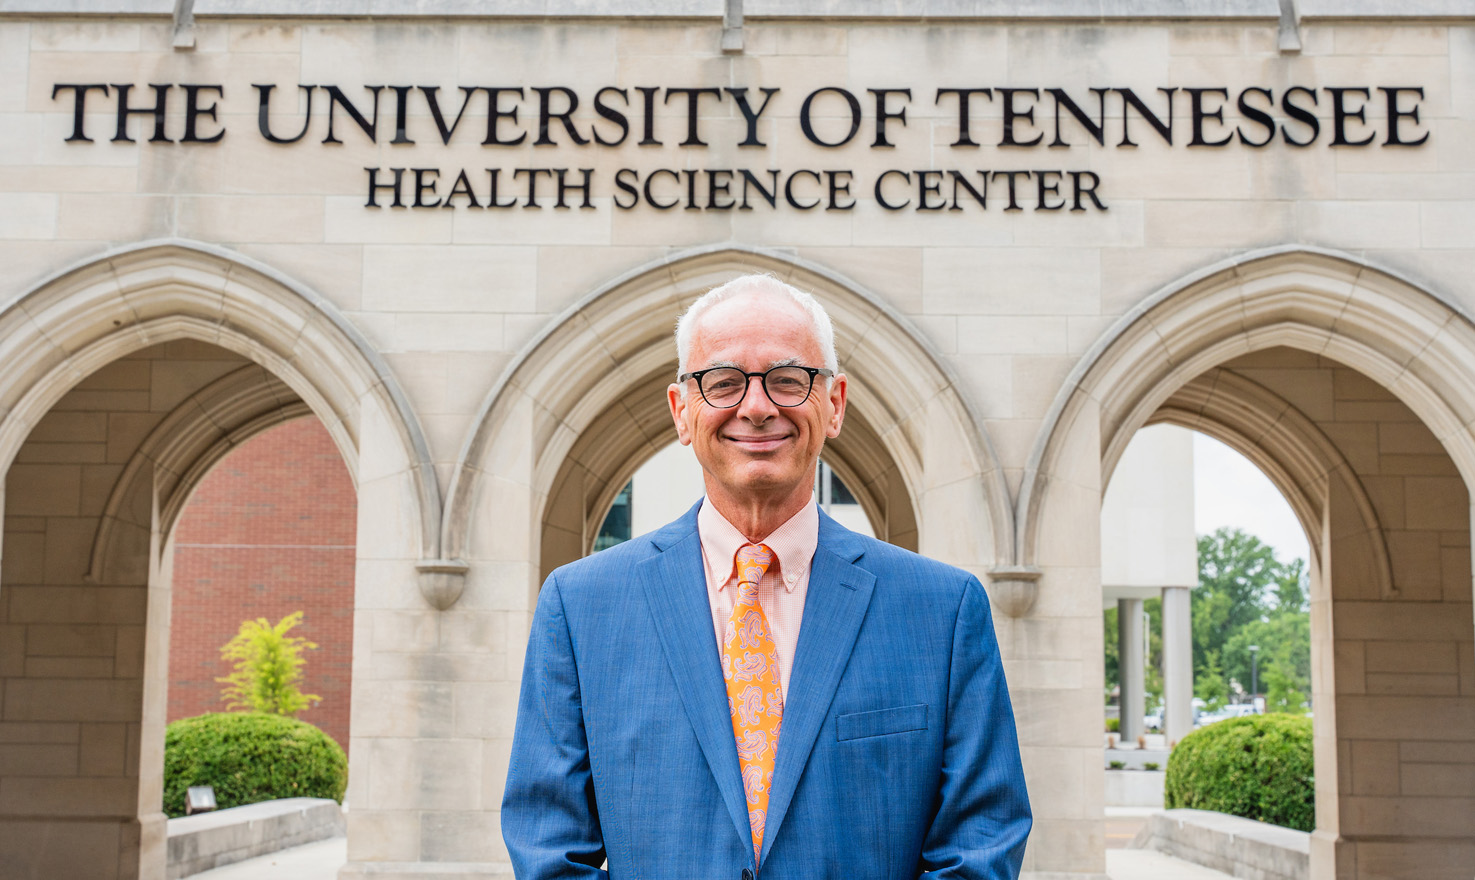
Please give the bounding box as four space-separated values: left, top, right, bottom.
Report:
699 357 803 371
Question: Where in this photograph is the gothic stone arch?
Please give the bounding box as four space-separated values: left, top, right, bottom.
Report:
0 241 437 880
443 244 1012 607
1024 247 1475 880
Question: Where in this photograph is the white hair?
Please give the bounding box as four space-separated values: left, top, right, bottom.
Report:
675 274 839 378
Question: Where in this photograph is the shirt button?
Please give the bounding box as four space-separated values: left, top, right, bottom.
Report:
742 869 755 880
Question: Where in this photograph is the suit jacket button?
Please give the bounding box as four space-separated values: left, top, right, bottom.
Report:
742 869 754 880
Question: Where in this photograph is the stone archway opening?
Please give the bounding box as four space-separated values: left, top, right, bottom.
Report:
447 246 1007 607
167 414 359 756
0 340 364 880
1025 249 1475 879
0 243 434 880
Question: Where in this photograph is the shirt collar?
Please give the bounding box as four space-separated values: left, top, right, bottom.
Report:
697 497 819 594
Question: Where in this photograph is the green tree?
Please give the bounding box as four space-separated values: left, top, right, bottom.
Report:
217 611 321 717
1192 528 1282 683
1224 614 1310 705
1104 528 1311 718
1195 650 1229 712
1272 558 1309 616
1263 662 1307 714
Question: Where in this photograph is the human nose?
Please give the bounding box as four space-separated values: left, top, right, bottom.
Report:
735 373 778 421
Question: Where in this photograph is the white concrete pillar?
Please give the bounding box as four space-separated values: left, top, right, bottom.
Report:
1162 586 1193 745
1118 598 1145 744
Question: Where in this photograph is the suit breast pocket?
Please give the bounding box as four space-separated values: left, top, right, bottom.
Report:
836 703 928 741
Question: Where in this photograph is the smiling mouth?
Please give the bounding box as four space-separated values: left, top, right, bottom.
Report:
725 434 791 452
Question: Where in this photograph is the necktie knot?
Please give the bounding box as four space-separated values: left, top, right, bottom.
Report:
735 543 775 587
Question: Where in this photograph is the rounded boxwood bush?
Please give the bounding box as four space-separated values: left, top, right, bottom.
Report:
1164 714 1313 831
163 712 347 818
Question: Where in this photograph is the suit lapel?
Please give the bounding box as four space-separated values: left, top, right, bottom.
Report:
638 522 756 860
759 517 876 865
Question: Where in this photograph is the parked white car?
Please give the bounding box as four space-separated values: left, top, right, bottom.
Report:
1194 703 1258 727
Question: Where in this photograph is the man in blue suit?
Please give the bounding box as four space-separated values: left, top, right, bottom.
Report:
502 274 1031 879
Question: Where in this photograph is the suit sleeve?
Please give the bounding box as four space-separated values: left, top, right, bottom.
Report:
501 572 609 880
919 575 1033 879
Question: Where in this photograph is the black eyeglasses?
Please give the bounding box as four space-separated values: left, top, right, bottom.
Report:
678 365 834 409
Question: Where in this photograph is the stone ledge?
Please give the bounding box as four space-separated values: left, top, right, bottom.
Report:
339 862 514 879
1131 809 1309 880
166 797 345 880
1 0 1471 18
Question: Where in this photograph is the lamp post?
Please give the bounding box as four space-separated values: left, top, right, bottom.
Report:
1248 645 1260 713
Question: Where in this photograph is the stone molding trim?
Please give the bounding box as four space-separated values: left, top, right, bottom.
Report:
1017 246 1475 571
985 565 1042 618
1149 368 1394 599
90 364 310 586
415 558 470 610
442 243 1011 588
6 0 1471 21
0 239 444 565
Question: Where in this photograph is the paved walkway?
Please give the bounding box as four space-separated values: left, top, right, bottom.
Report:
189 837 347 879
190 834 1237 880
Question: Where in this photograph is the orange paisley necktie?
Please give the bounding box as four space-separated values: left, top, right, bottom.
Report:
722 543 784 867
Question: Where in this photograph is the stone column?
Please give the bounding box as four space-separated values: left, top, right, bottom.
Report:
1118 598 1145 744
1161 586 1193 745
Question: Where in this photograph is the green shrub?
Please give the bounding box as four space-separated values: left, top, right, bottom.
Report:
1164 714 1313 831
163 712 347 818
1108 760 1125 770
1106 717 1120 733
1143 762 1160 771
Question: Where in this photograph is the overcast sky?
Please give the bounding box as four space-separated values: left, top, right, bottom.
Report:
1193 432 1311 565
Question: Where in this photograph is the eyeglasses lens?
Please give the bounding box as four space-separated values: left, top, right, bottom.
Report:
699 369 749 406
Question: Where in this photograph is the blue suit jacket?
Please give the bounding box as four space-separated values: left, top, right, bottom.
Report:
502 503 1031 879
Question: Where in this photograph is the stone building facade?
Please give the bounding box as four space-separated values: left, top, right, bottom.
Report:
0 3 1471 879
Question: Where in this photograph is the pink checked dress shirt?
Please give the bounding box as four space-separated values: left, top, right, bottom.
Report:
697 497 819 699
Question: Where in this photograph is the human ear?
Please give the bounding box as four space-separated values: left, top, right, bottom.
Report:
668 383 693 445
825 373 847 438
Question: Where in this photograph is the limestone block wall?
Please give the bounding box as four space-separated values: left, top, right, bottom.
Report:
0 343 252 880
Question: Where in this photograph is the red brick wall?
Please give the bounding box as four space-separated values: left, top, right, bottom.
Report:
167 417 356 753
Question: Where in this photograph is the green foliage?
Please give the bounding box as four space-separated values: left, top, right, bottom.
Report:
1263 664 1307 714
1143 762 1160 771
1195 651 1229 713
1193 529 1281 674
1189 529 1311 708
218 611 321 716
1222 601 1311 710
1164 714 1314 831
1102 527 1311 719
1109 760 1126 770
1106 717 1120 733
163 712 347 818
